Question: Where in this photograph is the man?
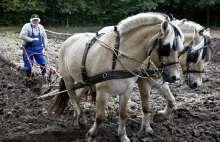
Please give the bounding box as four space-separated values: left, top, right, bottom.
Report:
20 14 48 78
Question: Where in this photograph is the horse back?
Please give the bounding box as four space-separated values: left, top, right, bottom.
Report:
59 32 117 82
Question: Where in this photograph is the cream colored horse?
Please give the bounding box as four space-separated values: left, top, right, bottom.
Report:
51 13 186 142
99 21 212 133
137 22 211 134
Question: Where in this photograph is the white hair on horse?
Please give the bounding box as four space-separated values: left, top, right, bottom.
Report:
190 38 205 63
117 12 184 52
165 22 185 52
177 20 204 32
117 12 168 34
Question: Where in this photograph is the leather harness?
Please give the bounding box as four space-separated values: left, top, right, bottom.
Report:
70 26 181 91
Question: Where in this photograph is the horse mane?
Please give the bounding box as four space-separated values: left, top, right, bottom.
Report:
117 12 169 34
178 20 204 32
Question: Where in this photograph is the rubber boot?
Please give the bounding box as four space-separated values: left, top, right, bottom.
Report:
26 69 32 77
40 65 46 76
40 65 47 81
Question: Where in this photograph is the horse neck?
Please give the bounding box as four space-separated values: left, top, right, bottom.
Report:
118 25 161 70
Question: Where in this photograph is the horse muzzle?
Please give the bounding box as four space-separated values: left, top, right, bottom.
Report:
162 71 179 83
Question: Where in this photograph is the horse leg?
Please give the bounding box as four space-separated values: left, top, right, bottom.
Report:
72 87 89 123
153 83 175 123
137 79 153 134
118 85 135 142
63 77 87 129
86 90 109 142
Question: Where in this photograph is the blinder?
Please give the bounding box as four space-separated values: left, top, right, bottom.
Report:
157 41 171 56
187 51 199 63
157 24 181 57
202 47 207 59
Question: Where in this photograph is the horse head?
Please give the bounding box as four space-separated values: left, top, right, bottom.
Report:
148 19 186 83
179 24 212 89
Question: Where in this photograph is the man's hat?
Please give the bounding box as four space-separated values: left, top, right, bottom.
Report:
31 14 40 20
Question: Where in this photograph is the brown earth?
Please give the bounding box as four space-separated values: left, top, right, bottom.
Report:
0 30 220 142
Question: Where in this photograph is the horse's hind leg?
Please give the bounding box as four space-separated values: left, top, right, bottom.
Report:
137 79 153 134
153 83 175 123
72 87 89 123
118 85 135 142
86 89 109 142
63 77 87 129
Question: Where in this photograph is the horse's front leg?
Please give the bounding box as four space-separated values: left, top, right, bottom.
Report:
137 79 153 134
153 83 175 123
86 90 109 142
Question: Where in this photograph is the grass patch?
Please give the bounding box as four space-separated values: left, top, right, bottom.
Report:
46 26 103 32
0 26 103 33
0 27 21 31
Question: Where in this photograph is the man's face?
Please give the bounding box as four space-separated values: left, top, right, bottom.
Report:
32 19 40 26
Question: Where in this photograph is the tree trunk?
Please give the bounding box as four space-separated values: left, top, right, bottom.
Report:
206 7 210 26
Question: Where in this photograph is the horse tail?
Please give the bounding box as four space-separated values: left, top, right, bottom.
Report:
49 78 69 117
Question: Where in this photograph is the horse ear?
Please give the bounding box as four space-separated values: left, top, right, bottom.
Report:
177 19 187 28
161 20 169 33
165 16 170 21
203 28 210 36
168 14 174 21
193 29 200 43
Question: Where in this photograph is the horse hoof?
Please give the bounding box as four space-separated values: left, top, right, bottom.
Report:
78 121 87 130
120 135 130 142
78 114 87 130
138 127 154 135
86 132 96 142
153 112 168 123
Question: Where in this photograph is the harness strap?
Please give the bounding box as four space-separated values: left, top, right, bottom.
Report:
183 70 206 74
147 35 160 69
178 41 193 58
81 37 97 82
160 61 179 68
112 26 120 70
71 69 160 91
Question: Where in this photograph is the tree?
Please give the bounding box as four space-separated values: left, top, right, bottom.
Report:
196 0 220 25
2 0 46 12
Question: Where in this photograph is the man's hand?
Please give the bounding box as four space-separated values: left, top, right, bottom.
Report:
32 38 39 42
44 45 49 51
19 46 24 50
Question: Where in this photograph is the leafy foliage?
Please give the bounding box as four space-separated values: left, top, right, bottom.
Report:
0 0 220 26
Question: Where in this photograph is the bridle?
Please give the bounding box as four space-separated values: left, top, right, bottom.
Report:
178 31 211 75
146 23 182 70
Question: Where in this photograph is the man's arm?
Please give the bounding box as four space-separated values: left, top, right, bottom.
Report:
41 25 48 49
20 24 33 42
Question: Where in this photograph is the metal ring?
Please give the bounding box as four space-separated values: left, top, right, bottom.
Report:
103 73 107 78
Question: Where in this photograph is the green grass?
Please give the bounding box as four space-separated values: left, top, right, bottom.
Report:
46 26 103 32
0 26 21 31
0 26 103 33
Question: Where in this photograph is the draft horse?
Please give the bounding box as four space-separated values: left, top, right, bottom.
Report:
51 13 186 142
